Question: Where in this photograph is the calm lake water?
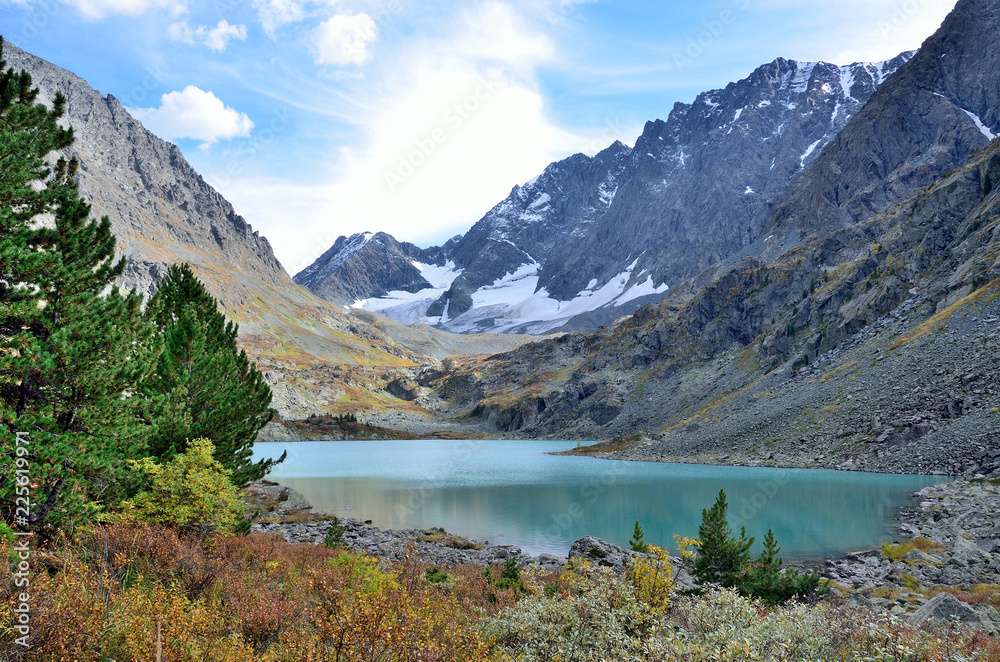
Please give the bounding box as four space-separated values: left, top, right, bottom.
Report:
252 439 947 561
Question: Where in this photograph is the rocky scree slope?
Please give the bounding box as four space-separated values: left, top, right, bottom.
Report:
299 53 912 335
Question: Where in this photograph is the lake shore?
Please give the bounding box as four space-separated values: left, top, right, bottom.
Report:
248 476 1000 631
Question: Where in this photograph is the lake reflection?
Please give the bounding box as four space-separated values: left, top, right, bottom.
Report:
253 439 946 561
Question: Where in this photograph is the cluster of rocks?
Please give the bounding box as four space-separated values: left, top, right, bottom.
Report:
251 516 695 588
248 479 1000 633
823 479 1000 633
252 518 565 569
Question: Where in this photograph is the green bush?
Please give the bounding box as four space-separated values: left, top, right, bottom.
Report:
120 438 242 534
425 566 451 584
738 529 827 605
484 555 525 593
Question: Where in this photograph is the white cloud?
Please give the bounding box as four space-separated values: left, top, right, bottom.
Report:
169 19 247 52
55 0 185 19
129 86 254 149
253 0 306 36
312 13 379 67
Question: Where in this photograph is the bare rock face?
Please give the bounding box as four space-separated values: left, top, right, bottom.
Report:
2 42 285 302
536 53 913 303
294 232 453 305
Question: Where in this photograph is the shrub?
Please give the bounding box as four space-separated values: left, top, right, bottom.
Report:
426 566 451 584
881 536 945 562
737 529 827 605
486 555 525 593
629 544 674 612
482 567 655 661
120 438 242 534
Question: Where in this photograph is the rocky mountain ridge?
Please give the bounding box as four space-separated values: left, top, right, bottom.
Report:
299 53 914 335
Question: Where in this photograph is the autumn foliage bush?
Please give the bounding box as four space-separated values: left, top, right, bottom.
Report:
3 523 1000 660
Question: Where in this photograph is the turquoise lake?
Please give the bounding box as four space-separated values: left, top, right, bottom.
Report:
252 439 947 562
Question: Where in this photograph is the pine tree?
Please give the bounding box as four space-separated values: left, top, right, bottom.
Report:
738 528 827 604
629 519 650 553
144 263 280 486
693 489 754 586
0 40 158 533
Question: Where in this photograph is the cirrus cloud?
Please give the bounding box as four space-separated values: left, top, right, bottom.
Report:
128 86 254 149
169 19 248 52
253 0 305 37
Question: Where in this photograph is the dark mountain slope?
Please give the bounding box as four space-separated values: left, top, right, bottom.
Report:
441 139 1000 475
766 0 999 244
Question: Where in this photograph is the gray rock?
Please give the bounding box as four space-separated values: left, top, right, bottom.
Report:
304 50 912 336
903 549 942 565
568 536 641 573
910 593 990 629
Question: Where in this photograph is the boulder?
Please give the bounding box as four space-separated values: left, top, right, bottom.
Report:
386 378 420 401
568 536 641 573
903 549 943 565
909 593 990 630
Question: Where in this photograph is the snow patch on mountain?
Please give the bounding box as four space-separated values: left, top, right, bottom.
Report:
962 109 996 140
800 138 825 168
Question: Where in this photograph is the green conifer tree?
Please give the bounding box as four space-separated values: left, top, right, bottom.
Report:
144 263 280 486
0 41 158 533
629 519 650 553
693 489 754 586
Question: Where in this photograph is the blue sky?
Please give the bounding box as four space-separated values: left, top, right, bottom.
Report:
1 0 958 274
